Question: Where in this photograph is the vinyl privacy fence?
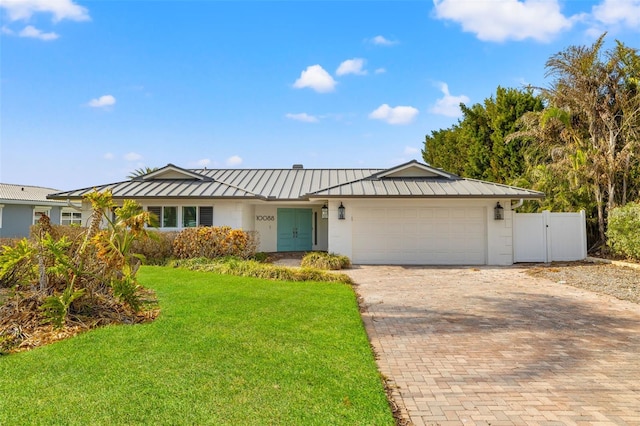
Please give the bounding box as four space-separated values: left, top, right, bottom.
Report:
513 211 587 263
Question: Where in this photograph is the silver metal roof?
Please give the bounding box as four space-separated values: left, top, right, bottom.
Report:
48 161 544 201
1 183 67 205
308 177 544 199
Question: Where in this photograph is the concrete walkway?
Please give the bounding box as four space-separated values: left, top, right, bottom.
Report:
345 265 640 426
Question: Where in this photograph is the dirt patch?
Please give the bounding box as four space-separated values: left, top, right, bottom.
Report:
526 261 640 304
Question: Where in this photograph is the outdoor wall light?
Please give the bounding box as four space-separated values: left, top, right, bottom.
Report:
321 204 329 219
494 202 504 220
338 202 346 220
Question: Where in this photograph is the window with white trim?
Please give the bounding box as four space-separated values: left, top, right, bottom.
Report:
148 206 213 228
0 204 4 229
33 206 51 225
61 208 82 226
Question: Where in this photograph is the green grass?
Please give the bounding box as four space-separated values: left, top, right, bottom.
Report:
0 267 393 425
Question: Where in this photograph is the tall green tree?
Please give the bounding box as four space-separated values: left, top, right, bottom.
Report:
516 34 640 244
423 86 544 184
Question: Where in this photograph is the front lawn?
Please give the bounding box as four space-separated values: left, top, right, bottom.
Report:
0 267 393 425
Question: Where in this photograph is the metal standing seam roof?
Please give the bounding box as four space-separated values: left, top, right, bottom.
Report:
48 179 260 200
47 163 544 201
308 177 545 198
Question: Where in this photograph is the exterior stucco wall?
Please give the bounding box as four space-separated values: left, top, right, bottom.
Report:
254 205 278 252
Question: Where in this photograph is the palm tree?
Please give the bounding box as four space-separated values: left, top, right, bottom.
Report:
127 167 159 179
515 34 640 245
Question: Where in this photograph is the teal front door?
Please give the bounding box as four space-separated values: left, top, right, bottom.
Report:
277 208 312 252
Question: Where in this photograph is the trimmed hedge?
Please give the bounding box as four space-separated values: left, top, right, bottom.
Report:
173 227 258 260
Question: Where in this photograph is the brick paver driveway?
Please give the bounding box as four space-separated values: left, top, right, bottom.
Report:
345 265 640 425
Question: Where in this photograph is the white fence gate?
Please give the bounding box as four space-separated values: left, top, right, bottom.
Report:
513 211 587 263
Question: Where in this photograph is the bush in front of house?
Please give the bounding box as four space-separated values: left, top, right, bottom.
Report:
607 201 640 261
301 252 351 270
172 226 258 260
130 230 177 265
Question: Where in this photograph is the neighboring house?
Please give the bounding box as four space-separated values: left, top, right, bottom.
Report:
0 183 82 238
48 161 544 265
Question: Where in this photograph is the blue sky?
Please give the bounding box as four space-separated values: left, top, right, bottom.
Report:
1 0 639 190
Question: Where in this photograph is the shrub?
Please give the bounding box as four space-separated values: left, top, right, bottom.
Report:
252 252 269 263
607 201 640 260
172 227 258 260
172 257 352 284
130 231 177 265
0 192 158 353
0 238 21 252
301 252 351 270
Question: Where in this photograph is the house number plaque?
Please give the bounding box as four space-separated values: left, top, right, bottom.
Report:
256 215 275 221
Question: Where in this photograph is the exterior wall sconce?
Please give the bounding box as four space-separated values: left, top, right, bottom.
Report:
494 202 504 220
338 202 346 220
321 204 328 219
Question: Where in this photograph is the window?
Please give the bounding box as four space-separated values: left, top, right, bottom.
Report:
163 207 177 227
182 206 197 227
61 209 82 226
33 207 51 225
148 206 177 228
148 205 213 228
0 204 3 229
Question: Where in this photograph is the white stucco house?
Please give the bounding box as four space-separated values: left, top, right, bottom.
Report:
48 161 544 265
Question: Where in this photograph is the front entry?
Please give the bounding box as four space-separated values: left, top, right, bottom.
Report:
277 208 312 252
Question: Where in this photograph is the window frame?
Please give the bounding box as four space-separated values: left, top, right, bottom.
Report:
147 205 212 229
61 208 83 226
33 206 52 225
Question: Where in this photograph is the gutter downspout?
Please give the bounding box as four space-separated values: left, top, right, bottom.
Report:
511 199 524 210
66 199 83 211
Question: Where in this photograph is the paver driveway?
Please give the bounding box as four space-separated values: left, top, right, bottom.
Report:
345 265 640 426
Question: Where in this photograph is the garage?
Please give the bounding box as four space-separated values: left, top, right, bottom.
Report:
351 206 487 265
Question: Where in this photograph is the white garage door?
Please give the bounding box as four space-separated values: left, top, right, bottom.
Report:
352 206 487 265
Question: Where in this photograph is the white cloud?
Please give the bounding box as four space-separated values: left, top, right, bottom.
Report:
103 152 114 160
285 113 319 123
369 104 419 125
18 25 59 40
195 158 211 167
87 94 116 108
370 35 397 46
432 0 574 42
0 0 90 22
293 65 337 93
592 0 640 29
1 26 14 35
336 58 367 76
226 155 243 166
124 152 142 162
374 68 386 74
404 146 420 155
429 82 470 117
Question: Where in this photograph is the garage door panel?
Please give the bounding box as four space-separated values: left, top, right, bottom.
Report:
353 206 486 265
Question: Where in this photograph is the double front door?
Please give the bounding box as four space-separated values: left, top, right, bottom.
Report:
277 208 312 251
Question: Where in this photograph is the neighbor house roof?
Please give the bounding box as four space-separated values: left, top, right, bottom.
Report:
49 161 544 201
1 183 67 206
